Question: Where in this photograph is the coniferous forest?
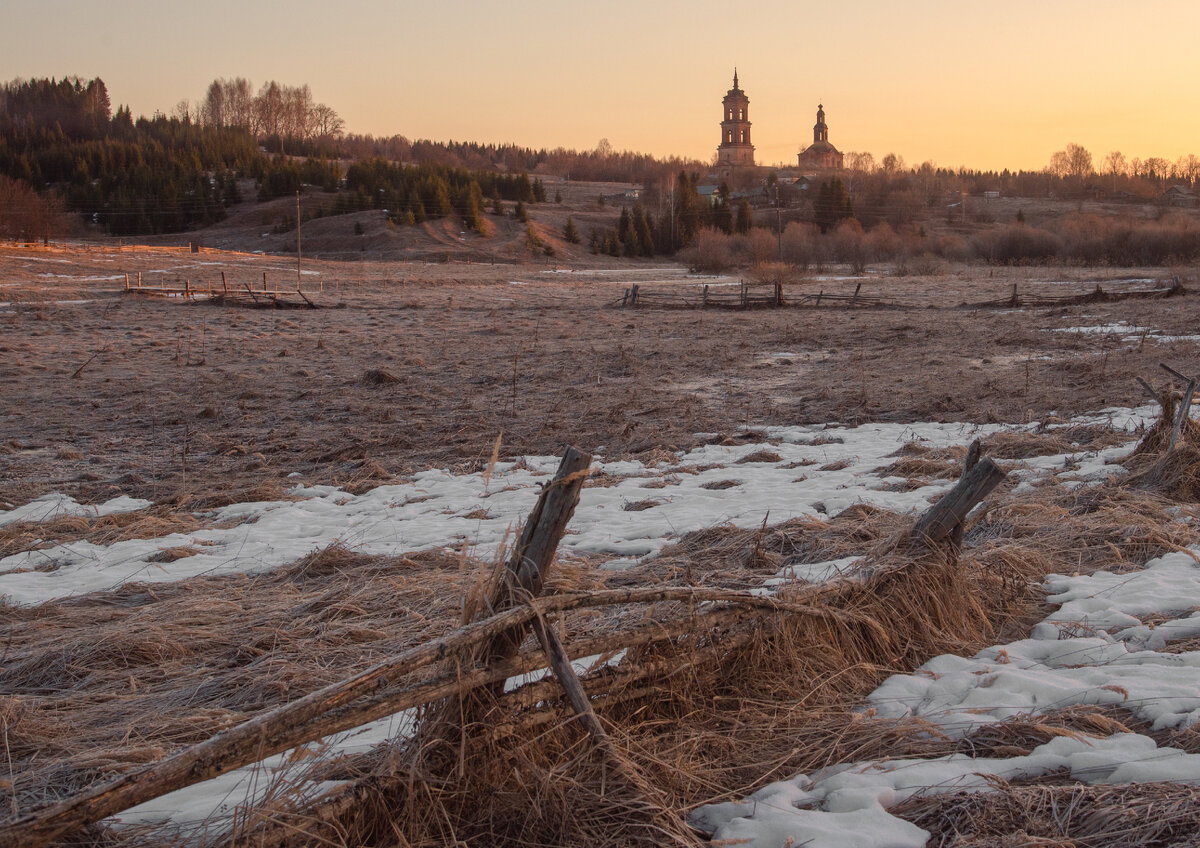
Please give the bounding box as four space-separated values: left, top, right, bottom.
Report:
0 75 699 240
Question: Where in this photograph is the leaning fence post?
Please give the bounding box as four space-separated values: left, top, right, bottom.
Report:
912 446 1005 546
479 446 593 666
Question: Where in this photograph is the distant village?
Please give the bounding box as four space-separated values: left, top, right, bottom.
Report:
612 69 1199 216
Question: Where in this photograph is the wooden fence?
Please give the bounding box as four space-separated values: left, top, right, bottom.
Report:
0 443 1005 848
122 271 319 309
619 278 1185 312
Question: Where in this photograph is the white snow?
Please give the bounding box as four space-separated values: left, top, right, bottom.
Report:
2 418 1061 606
696 539 1200 847
0 492 151 528
691 733 1200 848
7 403 1187 845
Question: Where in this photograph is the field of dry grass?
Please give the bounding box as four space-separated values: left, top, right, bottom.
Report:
1 245 1195 510
4 241 1200 846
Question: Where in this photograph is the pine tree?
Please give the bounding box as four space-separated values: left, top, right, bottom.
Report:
563 215 580 244
814 178 853 233
515 199 528 222
463 180 485 231
618 207 637 257
633 204 654 256
734 198 753 234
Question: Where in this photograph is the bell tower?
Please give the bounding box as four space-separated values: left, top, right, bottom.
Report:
717 69 755 168
814 103 828 143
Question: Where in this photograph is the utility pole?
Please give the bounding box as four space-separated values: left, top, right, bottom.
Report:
296 190 302 291
775 184 782 260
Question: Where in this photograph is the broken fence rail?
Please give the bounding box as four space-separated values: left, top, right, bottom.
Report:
0 444 1004 848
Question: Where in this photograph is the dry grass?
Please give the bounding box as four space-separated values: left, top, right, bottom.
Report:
894 781 1200 847
6 249 1200 844
0 507 206 560
4 434 1199 846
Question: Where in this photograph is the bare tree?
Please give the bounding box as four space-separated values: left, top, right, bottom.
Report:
310 103 344 138
255 81 283 137
1103 151 1127 192
880 152 905 175
201 80 225 128
1178 154 1200 186
1064 143 1093 182
845 151 875 172
225 78 255 130
282 83 313 138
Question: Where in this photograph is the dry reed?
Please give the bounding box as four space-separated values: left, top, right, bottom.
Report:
5 417 1200 846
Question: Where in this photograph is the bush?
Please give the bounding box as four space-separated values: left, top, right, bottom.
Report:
680 228 735 272
747 227 778 264
832 219 869 274
781 221 823 270
971 224 1062 265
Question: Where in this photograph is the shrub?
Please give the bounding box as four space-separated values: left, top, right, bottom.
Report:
680 228 734 272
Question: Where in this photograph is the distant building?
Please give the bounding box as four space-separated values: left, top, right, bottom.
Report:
797 104 843 171
1160 185 1199 207
716 69 755 174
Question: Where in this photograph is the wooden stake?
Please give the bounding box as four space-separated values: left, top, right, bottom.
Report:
912 455 1006 545
1171 376 1197 452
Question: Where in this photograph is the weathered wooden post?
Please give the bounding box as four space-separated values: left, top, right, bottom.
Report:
702 284 710 308
912 442 1005 545
477 446 592 667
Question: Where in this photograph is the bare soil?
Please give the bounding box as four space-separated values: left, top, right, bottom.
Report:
1 244 1196 510
6 237 1200 845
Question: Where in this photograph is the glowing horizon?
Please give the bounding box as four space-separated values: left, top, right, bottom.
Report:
5 0 1199 174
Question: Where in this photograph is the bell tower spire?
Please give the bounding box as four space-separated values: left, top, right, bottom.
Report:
717 70 754 169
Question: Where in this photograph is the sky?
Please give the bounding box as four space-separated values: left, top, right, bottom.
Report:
5 0 1200 173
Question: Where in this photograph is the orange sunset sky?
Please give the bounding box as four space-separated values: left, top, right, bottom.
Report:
5 0 1198 173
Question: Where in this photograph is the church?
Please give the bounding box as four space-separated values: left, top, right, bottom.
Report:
716 70 755 171
713 71 844 174
797 104 844 171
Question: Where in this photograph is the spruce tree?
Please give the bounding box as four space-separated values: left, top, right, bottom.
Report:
734 198 753 234
633 204 654 256
563 215 580 244
464 180 485 231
